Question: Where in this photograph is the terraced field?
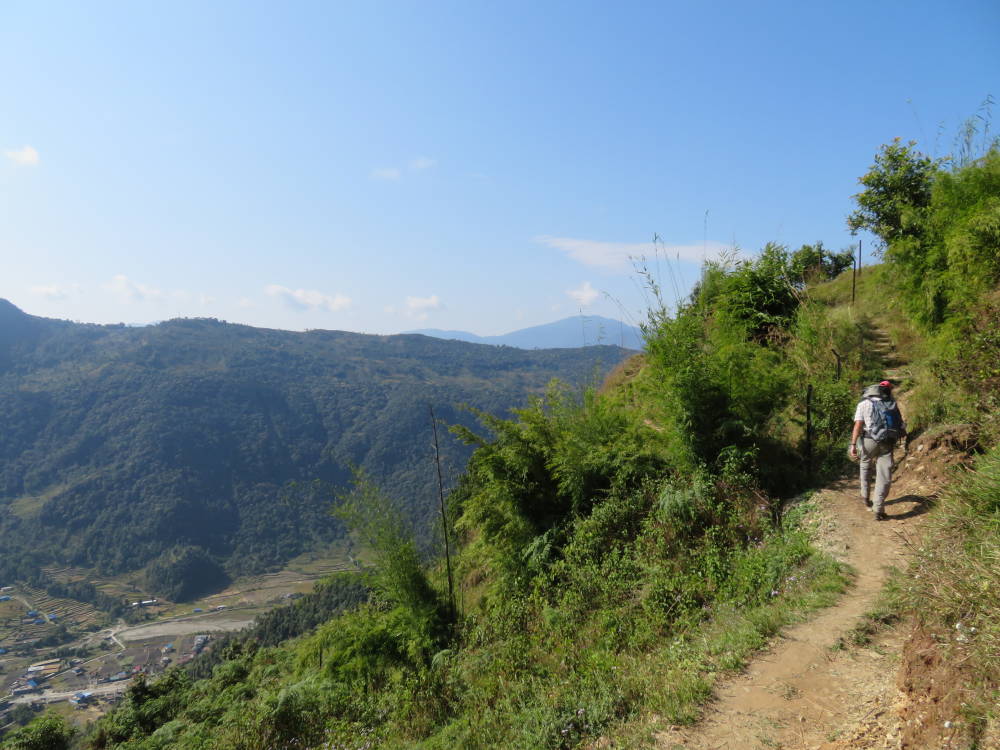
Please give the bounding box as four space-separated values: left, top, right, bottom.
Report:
16 584 101 630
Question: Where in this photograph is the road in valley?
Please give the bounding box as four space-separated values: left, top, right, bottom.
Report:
115 612 256 641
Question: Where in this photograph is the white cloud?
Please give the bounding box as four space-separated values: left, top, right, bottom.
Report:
4 145 40 166
406 294 441 312
238 297 254 309
370 167 402 181
402 294 441 321
104 274 165 302
536 235 729 272
410 156 436 170
265 284 352 312
566 281 600 307
30 282 81 300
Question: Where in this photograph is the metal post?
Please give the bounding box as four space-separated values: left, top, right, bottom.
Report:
831 349 842 381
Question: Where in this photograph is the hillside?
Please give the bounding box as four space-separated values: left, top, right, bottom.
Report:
0 302 633 599
406 315 644 350
2 143 997 750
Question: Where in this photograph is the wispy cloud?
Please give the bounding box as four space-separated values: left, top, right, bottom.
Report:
265 284 352 312
536 235 728 272
566 281 600 307
4 145 40 166
403 294 441 321
410 156 436 170
371 156 436 181
370 167 402 181
30 282 81 300
104 274 165 302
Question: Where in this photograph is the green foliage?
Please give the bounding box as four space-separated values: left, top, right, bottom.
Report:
900 444 1000 737
144 545 229 602
7 705 38 728
715 243 801 340
334 471 447 630
849 141 999 328
640 245 815 492
1 715 76 750
0 302 630 600
845 140 999 442
187 572 368 680
452 383 666 586
847 138 938 247
789 241 855 285
93 142 1000 747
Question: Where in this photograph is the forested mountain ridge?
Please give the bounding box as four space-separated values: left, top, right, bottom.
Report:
0 301 633 598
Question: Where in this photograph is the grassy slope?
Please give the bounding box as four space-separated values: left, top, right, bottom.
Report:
71 256 871 750
8 261 995 750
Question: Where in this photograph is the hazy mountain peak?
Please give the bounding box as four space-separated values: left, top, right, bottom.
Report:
407 315 643 350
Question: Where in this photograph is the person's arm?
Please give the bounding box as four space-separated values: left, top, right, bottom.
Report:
849 419 864 458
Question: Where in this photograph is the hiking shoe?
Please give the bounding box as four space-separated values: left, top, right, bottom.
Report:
874 511 888 521
863 497 873 508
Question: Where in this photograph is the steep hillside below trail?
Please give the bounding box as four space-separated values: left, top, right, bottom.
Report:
657 394 973 749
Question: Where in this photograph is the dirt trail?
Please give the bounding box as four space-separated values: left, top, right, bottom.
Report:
658 390 966 749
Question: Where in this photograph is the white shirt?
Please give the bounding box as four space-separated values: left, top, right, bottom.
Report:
853 397 878 427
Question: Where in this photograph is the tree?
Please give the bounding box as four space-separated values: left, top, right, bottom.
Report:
0 715 76 750
847 138 939 249
789 242 855 285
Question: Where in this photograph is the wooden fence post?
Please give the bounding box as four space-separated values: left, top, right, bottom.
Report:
806 384 814 478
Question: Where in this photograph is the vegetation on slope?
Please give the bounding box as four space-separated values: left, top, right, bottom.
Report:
845 135 1000 742
0 308 629 600
58 237 863 750
5 133 997 749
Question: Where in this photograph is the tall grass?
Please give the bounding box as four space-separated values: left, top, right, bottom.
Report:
899 445 1000 735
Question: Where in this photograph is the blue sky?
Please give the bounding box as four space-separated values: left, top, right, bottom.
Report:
2 1 997 336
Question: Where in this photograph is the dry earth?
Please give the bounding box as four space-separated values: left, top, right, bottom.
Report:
115 613 257 641
655 426 975 750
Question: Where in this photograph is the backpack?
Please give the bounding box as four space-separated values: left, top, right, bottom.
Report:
867 397 903 444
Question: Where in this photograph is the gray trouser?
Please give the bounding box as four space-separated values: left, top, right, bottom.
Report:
857 436 894 513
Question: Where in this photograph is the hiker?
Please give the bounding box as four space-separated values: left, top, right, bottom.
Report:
850 380 906 520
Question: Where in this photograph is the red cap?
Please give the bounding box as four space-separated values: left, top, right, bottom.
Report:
879 380 892 387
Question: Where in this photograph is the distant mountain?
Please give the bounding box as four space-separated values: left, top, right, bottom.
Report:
407 315 644 350
0 301 633 600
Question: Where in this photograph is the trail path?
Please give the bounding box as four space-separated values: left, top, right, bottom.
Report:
658 377 967 749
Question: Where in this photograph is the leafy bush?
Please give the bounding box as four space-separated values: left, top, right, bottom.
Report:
1 716 76 750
